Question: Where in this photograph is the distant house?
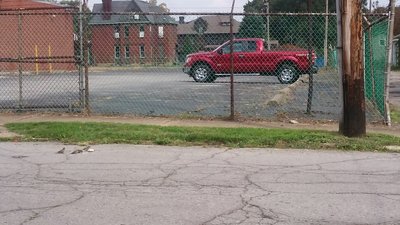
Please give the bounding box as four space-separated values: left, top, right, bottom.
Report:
0 0 76 71
177 15 240 62
90 0 178 65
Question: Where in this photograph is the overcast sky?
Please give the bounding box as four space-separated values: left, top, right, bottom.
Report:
87 0 395 12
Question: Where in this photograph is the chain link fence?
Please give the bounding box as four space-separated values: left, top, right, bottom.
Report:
0 7 391 123
0 8 82 112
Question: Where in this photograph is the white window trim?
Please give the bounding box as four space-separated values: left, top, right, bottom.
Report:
139 25 145 38
158 26 164 38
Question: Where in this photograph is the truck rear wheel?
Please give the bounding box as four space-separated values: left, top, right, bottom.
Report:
192 64 216 83
276 63 299 84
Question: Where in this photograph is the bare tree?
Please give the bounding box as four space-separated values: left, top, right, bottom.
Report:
159 3 170 12
149 0 157 6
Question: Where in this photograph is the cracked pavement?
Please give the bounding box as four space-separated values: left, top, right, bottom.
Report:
1 143 400 225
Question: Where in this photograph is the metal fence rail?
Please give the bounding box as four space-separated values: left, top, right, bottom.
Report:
0 10 391 123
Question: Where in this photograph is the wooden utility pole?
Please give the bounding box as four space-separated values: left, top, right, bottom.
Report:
338 0 366 137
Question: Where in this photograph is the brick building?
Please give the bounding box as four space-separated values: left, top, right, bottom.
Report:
0 0 76 72
90 0 178 65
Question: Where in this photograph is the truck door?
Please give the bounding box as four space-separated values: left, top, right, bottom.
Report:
240 40 259 73
259 41 277 73
213 41 246 73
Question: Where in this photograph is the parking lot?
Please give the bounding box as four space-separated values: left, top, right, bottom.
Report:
0 68 293 118
90 69 291 116
3 67 392 121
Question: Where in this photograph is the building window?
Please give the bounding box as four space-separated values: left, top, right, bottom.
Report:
159 44 165 59
114 25 120 33
125 46 130 58
139 45 145 58
115 46 120 58
124 26 130 37
158 26 164 38
139 25 145 38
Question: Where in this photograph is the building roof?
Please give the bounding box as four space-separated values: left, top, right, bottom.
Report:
90 0 176 25
178 15 240 35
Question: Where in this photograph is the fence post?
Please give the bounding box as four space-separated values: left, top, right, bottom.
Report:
306 0 314 114
229 0 236 120
338 0 366 137
263 0 270 50
83 1 90 115
79 1 85 111
366 19 376 107
18 11 23 111
324 0 329 67
384 0 396 126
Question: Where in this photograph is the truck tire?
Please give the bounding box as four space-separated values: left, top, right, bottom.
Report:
192 64 216 83
276 63 299 84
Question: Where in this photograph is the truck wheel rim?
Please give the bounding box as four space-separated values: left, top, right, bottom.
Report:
195 67 208 80
281 68 294 82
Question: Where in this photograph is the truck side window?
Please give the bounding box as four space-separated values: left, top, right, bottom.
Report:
222 41 244 54
233 42 243 52
247 41 257 52
222 44 231 54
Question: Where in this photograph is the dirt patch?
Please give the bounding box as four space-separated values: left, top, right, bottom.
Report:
0 126 20 138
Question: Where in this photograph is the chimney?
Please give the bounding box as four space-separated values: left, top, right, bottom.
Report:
102 0 112 20
179 16 185 24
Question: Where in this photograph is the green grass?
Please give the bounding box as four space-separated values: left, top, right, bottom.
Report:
4 122 400 152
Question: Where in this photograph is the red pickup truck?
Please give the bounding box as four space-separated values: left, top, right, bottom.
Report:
183 38 317 84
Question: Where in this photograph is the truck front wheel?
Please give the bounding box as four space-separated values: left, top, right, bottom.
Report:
276 63 299 84
192 64 216 83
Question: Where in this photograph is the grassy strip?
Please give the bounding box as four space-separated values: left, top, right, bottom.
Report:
4 122 400 152
391 105 400 124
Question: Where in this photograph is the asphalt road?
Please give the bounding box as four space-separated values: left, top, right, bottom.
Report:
1 143 400 225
